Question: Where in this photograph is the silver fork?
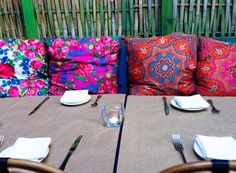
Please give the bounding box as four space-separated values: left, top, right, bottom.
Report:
172 134 187 163
91 95 102 107
207 99 220 114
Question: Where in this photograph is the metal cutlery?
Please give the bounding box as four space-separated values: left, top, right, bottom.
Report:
91 94 102 107
0 135 4 150
207 99 220 114
162 97 169 115
28 96 50 115
59 135 83 170
172 134 187 163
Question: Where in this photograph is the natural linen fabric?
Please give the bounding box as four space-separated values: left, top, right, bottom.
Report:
125 33 197 95
0 39 48 97
197 37 236 96
46 36 120 95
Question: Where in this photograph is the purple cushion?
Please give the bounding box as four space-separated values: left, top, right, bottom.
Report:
46 36 121 95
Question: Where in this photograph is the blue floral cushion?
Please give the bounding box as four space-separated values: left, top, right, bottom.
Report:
0 39 48 98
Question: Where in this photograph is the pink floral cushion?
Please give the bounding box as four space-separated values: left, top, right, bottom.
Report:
125 33 197 95
0 39 48 98
197 37 236 96
0 79 48 97
46 36 120 95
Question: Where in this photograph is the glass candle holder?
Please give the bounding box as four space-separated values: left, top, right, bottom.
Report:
101 103 124 128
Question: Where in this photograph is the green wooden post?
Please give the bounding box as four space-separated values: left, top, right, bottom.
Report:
21 0 38 38
161 0 174 35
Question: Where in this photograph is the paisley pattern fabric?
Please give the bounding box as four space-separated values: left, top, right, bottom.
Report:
125 33 197 95
0 39 48 98
46 36 120 95
197 37 236 96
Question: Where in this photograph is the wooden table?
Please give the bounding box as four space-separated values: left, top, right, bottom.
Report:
117 96 236 173
0 94 125 173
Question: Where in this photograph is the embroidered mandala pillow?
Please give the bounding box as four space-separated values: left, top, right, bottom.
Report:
196 37 236 96
125 33 197 95
0 39 48 98
46 36 120 95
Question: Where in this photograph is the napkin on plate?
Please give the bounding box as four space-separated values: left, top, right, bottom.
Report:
195 135 236 160
60 90 89 103
173 94 209 109
0 137 51 162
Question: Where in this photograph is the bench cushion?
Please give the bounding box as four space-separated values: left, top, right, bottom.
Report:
125 33 197 95
0 39 48 97
197 37 236 96
46 36 120 95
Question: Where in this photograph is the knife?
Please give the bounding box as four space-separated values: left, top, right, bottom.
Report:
28 96 50 116
59 135 83 170
162 97 169 115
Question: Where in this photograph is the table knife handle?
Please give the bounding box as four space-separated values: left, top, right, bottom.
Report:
59 151 73 170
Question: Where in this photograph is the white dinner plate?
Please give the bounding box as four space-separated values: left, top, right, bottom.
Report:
193 141 208 160
193 141 236 160
170 99 207 111
0 146 49 162
60 95 91 106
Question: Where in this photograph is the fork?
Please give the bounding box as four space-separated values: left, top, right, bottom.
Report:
172 134 187 163
207 99 220 114
91 95 102 107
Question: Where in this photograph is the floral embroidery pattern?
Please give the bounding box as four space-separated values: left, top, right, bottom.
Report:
125 33 197 95
197 37 236 96
0 39 48 98
0 79 48 97
46 36 120 95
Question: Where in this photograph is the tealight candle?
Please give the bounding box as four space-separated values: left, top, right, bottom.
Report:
101 103 124 128
108 109 119 124
109 116 119 124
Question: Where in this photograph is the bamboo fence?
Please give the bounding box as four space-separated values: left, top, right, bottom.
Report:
173 0 236 37
0 0 24 38
0 0 235 39
31 0 161 38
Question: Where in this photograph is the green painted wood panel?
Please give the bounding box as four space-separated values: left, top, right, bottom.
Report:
21 0 38 38
161 0 173 35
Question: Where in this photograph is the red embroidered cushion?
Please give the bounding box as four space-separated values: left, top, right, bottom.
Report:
125 33 197 95
196 37 236 96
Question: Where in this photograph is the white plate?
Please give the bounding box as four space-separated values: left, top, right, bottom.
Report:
170 99 207 111
0 146 49 162
60 95 91 106
193 141 208 160
193 141 235 160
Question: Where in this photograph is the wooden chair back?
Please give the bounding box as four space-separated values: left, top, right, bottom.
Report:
0 158 64 173
160 160 236 173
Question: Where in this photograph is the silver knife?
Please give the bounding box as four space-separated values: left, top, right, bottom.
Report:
162 97 169 115
59 135 83 170
28 96 50 116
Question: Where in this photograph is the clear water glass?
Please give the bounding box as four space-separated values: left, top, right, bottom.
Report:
101 103 124 128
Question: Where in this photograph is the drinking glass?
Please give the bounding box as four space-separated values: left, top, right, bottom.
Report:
101 103 124 128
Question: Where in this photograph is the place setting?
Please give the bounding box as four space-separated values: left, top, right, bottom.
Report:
60 89 92 106
171 133 236 163
0 137 51 162
170 94 210 112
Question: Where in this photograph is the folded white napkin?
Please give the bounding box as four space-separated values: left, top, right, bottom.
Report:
0 137 51 162
173 94 209 109
60 90 89 103
195 135 236 160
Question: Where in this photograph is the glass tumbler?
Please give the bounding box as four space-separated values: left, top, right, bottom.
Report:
101 103 124 128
